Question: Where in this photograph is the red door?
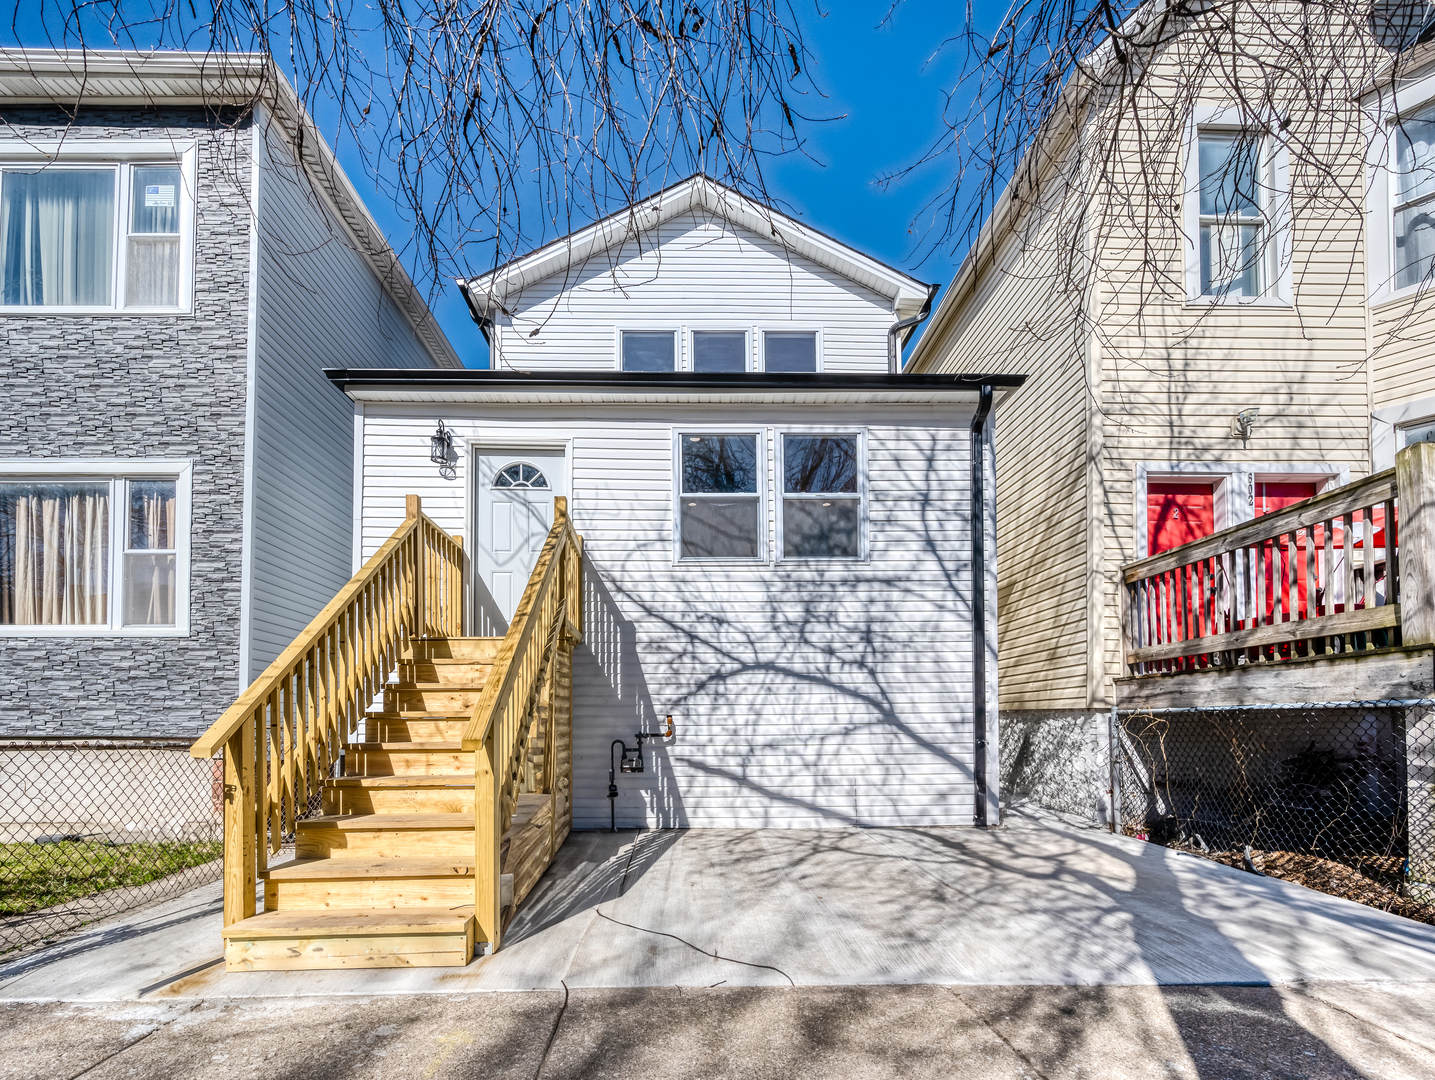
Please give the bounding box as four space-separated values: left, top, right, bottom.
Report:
1256 482 1318 621
1147 482 1218 649
1148 482 1216 555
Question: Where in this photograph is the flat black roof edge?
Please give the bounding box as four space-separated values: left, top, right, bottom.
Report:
324 368 1027 391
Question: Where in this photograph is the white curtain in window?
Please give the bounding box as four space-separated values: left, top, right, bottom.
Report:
0 485 109 625
125 483 176 625
0 170 115 306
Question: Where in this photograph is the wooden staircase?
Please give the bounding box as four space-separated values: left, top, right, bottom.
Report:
192 496 582 971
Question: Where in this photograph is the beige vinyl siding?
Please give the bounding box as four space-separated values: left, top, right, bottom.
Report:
245 117 441 680
913 213 1092 711
491 213 896 373
1089 37 1373 693
359 402 981 828
1372 294 1435 408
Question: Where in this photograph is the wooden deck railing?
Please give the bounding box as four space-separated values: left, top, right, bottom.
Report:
463 495 582 952
1122 443 1435 676
189 495 463 929
1113 438 1435 674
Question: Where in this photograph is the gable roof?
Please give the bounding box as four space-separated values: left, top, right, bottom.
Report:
0 48 462 369
460 174 933 318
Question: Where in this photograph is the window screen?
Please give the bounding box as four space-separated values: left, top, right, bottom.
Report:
692 331 746 372
782 435 861 558
126 165 182 308
678 434 760 559
124 479 177 625
622 331 676 371
764 332 817 372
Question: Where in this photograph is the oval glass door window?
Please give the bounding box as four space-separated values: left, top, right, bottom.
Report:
494 463 550 489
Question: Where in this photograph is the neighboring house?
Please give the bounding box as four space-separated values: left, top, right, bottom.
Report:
0 50 461 740
902 3 1435 821
329 177 1016 832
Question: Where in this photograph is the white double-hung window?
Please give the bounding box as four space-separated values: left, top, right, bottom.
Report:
675 433 764 560
0 461 191 635
1185 113 1289 304
779 433 864 559
1393 104 1435 291
1197 132 1268 297
0 147 194 312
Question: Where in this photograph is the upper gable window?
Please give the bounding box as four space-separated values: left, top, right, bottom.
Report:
621 330 675 371
692 331 747 372
763 331 818 372
1395 104 1435 289
0 158 193 313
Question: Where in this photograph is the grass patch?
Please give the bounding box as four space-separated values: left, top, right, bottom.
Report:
0 840 223 916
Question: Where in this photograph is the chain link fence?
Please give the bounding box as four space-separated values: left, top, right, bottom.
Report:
0 739 224 955
1116 701 1435 923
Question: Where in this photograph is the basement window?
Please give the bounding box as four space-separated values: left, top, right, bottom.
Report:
676 433 763 560
0 463 190 635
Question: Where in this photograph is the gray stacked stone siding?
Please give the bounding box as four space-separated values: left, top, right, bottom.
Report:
1000 709 1112 826
0 106 254 739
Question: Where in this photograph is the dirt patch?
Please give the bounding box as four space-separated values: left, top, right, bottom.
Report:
1178 845 1435 926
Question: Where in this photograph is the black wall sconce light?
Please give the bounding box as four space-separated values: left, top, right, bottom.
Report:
430 420 456 478
608 715 676 832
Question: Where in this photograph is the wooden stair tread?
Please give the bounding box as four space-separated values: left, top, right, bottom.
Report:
262 858 473 881
360 713 473 720
301 813 473 830
327 775 476 788
349 741 464 751
222 908 474 939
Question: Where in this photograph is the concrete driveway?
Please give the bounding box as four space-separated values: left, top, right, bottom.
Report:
4 810 1435 1079
4 807 1435 999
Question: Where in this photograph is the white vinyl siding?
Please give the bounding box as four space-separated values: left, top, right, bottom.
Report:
491 214 896 373
359 402 981 829
244 115 442 680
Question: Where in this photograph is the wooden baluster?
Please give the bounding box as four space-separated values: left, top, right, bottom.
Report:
267 689 281 858
1385 497 1397 606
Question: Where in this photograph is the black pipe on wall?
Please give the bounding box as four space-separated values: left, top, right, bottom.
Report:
970 383 994 827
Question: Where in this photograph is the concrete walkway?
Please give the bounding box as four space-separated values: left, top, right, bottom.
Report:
3 809 1435 1000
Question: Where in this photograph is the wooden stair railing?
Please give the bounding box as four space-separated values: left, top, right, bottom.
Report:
463 495 582 952
189 495 464 931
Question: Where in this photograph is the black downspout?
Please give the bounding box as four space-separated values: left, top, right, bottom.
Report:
970 383 994 827
456 279 493 346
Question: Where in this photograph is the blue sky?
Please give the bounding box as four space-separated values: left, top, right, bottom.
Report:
4 1 989 367
357 1 979 367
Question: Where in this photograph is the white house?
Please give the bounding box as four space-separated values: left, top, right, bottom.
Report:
328 177 1020 833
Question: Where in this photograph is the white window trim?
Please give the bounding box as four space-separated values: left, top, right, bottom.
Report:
759 327 824 373
616 327 679 372
1134 460 1348 559
0 458 193 637
1367 76 1435 307
672 427 768 565
775 428 868 563
685 327 752 373
0 140 198 316
1372 394 1435 469
1182 105 1293 307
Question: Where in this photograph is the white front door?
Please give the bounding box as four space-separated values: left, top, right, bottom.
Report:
475 448 568 633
